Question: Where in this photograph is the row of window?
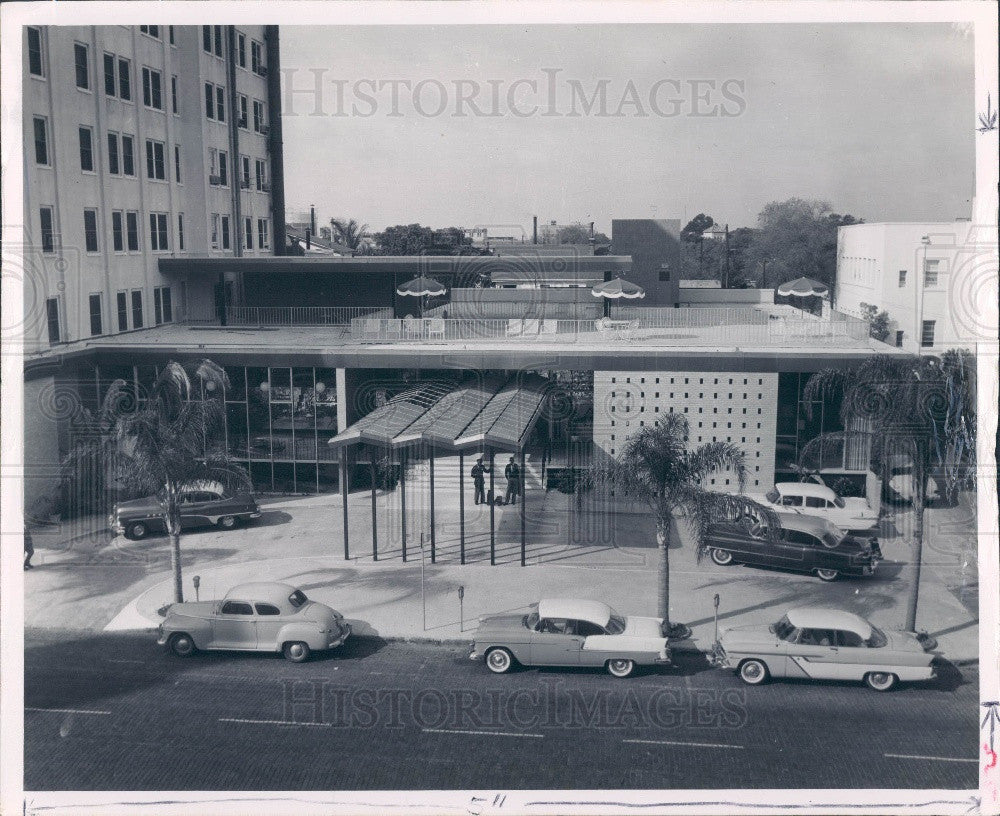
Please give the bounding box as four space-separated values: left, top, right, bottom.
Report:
609 376 766 386
210 214 271 251
202 26 267 75
897 260 943 288
205 84 269 135
47 284 172 344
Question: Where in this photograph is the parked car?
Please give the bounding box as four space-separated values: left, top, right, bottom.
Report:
469 598 671 678
710 607 938 691
110 481 261 540
749 481 879 533
705 512 882 582
157 581 350 662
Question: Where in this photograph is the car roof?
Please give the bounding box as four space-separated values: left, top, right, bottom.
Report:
537 598 613 626
225 582 298 605
774 482 836 499
773 512 842 536
786 607 872 638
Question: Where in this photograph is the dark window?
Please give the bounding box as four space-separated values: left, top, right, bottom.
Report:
74 43 89 89
107 133 120 174
202 26 212 53
33 117 48 165
782 529 819 547
177 214 185 250
103 53 116 96
921 320 936 348
220 601 253 616
218 150 228 186
171 75 179 114
27 27 44 77
89 293 102 336
83 208 99 252
244 217 253 250
237 33 246 67
216 85 226 121
118 57 131 100
174 144 182 183
154 288 163 325
149 213 169 251
116 291 128 331
125 211 139 251
836 630 865 648
575 620 605 637
238 95 248 128
898 270 906 287
797 628 835 647
161 287 173 322
111 211 124 251
659 265 671 282
142 67 162 109
39 207 55 253
122 135 135 175
251 40 264 74
131 290 144 328
221 215 231 250
213 25 223 57
205 83 214 119
78 127 94 171
46 298 60 343
169 26 175 45
139 25 160 39
145 140 165 180
538 618 575 635
805 496 827 509
895 330 904 347
779 494 803 507
255 603 281 616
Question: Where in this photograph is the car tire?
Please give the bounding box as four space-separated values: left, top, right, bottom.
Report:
606 658 635 678
217 515 239 530
738 658 769 685
485 647 514 674
710 548 734 566
169 633 196 657
126 521 148 541
283 641 311 663
864 671 898 692
815 568 840 582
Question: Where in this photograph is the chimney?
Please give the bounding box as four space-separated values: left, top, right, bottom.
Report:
310 206 316 234
305 229 311 249
532 216 538 245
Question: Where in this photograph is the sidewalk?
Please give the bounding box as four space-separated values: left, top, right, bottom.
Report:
25 487 980 661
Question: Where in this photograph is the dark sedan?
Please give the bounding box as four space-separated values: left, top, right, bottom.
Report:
705 512 882 582
110 482 261 540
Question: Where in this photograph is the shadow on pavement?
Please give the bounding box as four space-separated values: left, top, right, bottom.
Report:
251 510 293 528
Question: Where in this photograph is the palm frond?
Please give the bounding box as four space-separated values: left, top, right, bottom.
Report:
686 441 747 492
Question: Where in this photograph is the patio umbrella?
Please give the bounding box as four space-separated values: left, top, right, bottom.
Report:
397 275 447 317
776 276 829 298
592 276 645 318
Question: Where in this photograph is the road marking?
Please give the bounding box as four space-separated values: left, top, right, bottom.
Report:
423 728 544 739
884 753 978 764
104 659 145 664
623 738 744 750
25 707 111 716
218 717 332 727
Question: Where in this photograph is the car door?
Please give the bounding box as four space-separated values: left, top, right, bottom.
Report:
179 492 212 529
829 629 871 681
254 602 285 651
574 619 611 667
529 618 584 666
211 599 257 649
768 529 809 573
785 627 840 680
717 521 763 566
805 495 831 523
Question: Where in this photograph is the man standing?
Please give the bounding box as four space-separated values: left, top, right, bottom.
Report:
504 455 521 505
471 457 490 505
24 529 34 570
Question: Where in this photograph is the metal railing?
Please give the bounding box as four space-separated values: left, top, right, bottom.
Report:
228 306 392 326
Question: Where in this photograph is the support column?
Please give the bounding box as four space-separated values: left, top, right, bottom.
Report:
429 448 436 563
459 450 465 565
489 447 496 566
400 450 407 562
520 447 526 567
339 449 349 560
370 455 378 561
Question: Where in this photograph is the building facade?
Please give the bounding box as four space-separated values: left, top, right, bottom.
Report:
22 24 285 353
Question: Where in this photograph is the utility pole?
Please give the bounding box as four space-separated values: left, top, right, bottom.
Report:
724 224 730 289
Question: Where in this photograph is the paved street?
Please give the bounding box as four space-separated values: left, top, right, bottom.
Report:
25 629 979 791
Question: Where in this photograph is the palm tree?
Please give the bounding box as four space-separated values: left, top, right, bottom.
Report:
597 415 779 637
331 218 370 251
800 351 975 630
70 360 250 603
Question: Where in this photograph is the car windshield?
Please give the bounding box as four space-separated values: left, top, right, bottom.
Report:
771 615 797 642
524 611 539 630
765 488 780 504
288 589 308 608
833 496 846 509
865 626 888 648
605 614 627 635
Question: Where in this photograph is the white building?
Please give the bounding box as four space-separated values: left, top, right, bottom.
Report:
22 24 284 354
835 220 984 353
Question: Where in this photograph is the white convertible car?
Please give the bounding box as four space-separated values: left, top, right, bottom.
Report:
749 482 879 534
711 607 939 691
469 598 672 678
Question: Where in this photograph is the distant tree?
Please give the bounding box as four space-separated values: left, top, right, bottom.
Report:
285 237 306 256
373 224 435 255
859 302 892 343
331 219 370 251
743 199 863 289
555 224 610 245
680 214 716 277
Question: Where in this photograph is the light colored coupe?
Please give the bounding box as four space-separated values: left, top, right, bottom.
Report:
711 607 938 691
750 482 879 533
157 581 351 663
469 598 671 678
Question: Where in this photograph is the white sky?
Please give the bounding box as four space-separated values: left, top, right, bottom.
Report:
280 23 975 234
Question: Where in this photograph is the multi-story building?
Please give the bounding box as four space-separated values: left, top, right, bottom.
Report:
21 24 285 353
834 220 984 353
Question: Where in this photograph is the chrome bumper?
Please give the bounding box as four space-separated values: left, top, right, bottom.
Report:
328 623 351 649
469 645 482 661
707 643 731 669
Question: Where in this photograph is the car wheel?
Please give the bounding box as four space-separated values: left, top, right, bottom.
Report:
738 658 769 685
283 641 311 663
606 658 635 678
710 548 734 566
485 647 514 674
169 633 195 657
864 671 898 692
815 568 840 582
217 515 238 530
126 521 148 540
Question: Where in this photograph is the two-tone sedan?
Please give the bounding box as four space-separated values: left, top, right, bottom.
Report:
749 482 879 534
711 607 938 691
157 582 351 663
469 598 671 678
110 481 261 540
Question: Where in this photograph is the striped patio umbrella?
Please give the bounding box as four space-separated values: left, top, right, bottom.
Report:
592 277 645 317
397 276 447 317
776 276 829 298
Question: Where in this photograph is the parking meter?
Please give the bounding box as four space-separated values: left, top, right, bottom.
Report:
193 575 201 601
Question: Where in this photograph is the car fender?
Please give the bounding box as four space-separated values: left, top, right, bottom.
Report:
481 638 530 663
583 635 664 661
276 622 326 652
162 614 213 649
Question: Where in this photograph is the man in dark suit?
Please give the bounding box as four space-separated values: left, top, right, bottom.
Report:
504 456 521 505
471 457 491 505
